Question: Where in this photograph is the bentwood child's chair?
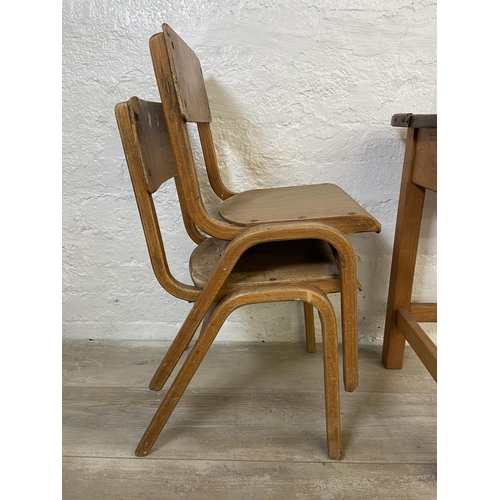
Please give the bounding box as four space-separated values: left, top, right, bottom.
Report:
115 96 361 459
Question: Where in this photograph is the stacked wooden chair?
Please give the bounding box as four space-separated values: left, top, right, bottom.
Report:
114 24 381 459
148 24 381 392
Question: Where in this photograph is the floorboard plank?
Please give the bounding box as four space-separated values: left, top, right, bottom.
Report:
62 341 437 498
63 386 436 463
63 457 437 500
62 341 436 393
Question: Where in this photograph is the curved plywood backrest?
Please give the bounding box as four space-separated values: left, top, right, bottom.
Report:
162 23 211 123
127 96 205 244
127 96 177 194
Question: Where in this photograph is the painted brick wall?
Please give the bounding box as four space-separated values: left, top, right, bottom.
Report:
62 0 436 342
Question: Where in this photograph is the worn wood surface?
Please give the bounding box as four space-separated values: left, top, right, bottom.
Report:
190 238 341 289
382 128 428 369
382 121 437 376
162 24 211 123
128 97 177 194
218 184 382 234
396 309 437 381
115 100 201 301
151 32 240 240
197 122 235 200
413 128 437 192
121 97 205 245
63 385 436 462
409 302 437 322
63 341 436 499
304 302 316 353
391 113 437 129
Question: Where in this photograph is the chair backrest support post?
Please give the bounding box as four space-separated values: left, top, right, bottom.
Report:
115 99 202 301
150 32 240 240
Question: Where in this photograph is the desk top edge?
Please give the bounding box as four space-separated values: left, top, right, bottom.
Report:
391 113 437 129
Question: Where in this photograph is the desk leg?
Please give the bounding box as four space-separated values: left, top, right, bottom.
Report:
382 133 427 369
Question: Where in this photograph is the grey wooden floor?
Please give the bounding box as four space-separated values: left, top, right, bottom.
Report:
62 341 436 499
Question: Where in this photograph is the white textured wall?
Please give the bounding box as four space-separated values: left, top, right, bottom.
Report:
62 0 436 343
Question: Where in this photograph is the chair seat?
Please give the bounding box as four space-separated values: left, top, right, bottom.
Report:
218 184 381 234
190 238 358 294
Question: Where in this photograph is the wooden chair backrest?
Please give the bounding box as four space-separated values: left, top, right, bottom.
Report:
150 26 238 239
127 96 177 194
115 97 201 302
126 96 205 244
162 24 233 199
163 24 211 123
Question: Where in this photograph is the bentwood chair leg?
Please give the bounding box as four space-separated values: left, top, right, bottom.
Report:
137 298 236 456
317 299 341 460
339 274 358 393
183 302 218 352
148 320 199 391
148 302 218 391
136 284 341 460
149 299 217 391
303 302 316 353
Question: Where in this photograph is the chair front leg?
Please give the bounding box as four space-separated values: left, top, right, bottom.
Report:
148 301 219 391
316 296 341 459
303 302 316 353
339 272 358 393
137 284 341 460
137 293 242 456
149 294 220 391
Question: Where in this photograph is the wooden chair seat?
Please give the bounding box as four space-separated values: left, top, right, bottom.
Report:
191 238 360 295
148 24 381 242
218 184 381 234
115 96 362 460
